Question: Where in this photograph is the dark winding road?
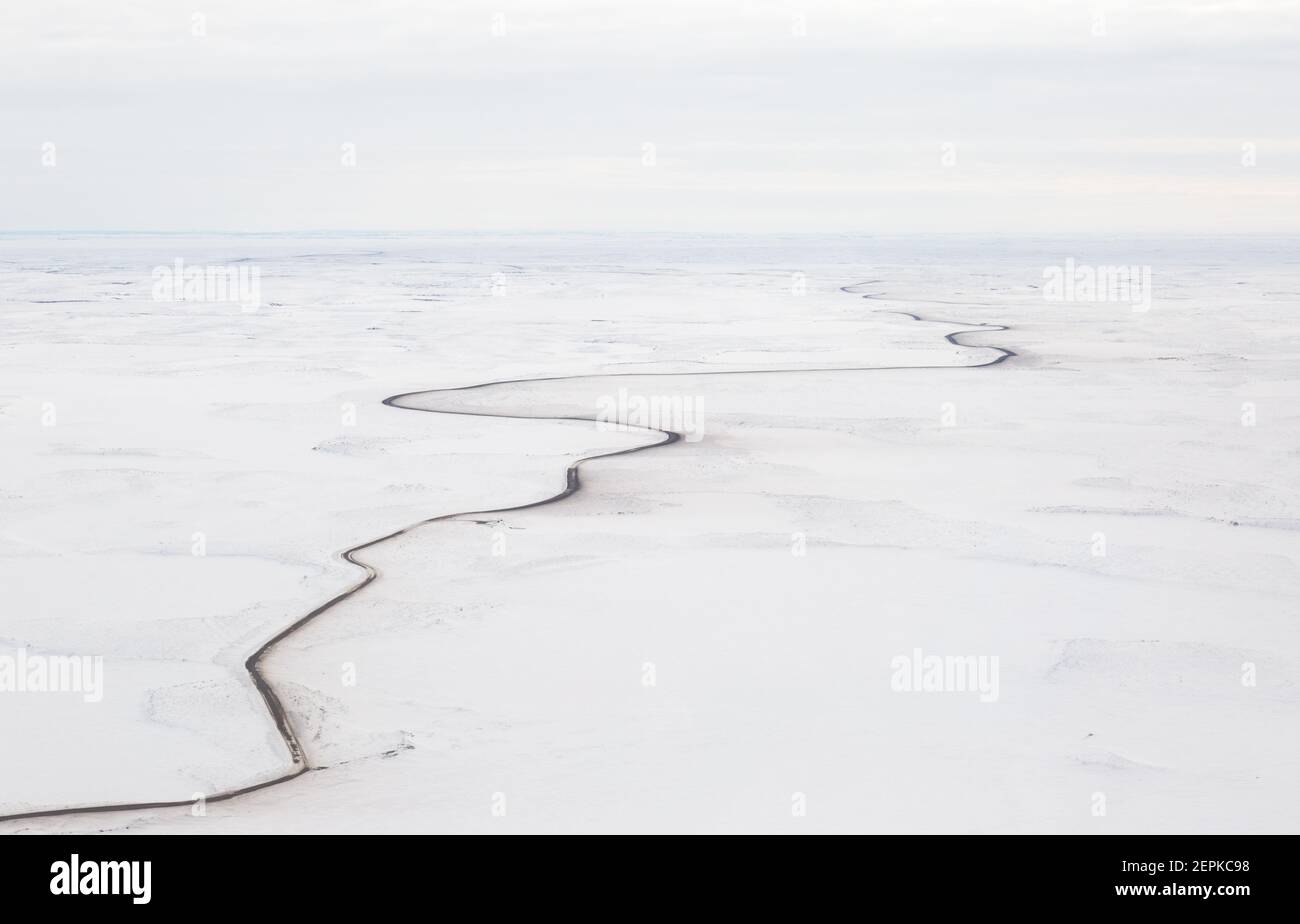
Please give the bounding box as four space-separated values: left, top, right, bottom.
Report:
0 281 1016 827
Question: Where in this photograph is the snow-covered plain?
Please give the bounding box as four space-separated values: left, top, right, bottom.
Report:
2 233 1298 833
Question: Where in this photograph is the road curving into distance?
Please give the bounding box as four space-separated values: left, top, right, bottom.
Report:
0 281 1016 827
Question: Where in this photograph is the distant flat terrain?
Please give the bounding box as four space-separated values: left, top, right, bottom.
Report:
3 234 1298 833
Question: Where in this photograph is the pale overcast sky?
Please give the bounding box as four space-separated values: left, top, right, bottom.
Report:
2 1 1298 232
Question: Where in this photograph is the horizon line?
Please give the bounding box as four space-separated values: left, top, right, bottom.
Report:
4 229 1299 237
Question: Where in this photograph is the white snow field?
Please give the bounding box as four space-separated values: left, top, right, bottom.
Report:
2 233 1298 833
